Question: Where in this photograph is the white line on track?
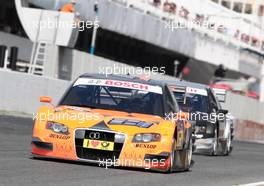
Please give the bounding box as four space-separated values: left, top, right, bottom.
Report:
238 181 264 186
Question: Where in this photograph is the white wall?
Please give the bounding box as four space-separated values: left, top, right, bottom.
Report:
0 69 70 115
222 91 264 124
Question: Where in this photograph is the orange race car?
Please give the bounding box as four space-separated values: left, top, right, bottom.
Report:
32 74 193 172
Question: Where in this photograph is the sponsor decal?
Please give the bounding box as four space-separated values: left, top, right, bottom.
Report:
135 144 157 149
83 139 114 151
101 141 111 148
186 87 208 96
177 120 184 129
49 134 70 140
108 118 153 128
194 134 204 139
73 78 163 94
55 143 73 153
91 140 100 147
105 80 148 91
122 152 143 159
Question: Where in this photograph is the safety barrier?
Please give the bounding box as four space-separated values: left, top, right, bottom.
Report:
0 69 70 115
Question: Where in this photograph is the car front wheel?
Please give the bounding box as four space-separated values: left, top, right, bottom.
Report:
169 138 193 173
211 127 218 156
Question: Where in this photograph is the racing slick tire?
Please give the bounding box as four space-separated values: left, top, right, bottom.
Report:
169 137 193 173
211 127 218 156
221 129 232 156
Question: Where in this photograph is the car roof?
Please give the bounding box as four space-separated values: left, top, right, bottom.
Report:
79 73 166 87
162 79 208 90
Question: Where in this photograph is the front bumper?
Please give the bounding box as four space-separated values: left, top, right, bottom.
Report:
194 138 215 153
32 129 171 171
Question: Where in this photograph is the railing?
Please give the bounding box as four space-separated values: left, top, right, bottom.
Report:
0 59 43 75
110 0 264 55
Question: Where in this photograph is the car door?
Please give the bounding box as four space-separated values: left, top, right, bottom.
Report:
208 89 226 138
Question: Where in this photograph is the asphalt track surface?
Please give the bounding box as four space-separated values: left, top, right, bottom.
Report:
0 115 264 186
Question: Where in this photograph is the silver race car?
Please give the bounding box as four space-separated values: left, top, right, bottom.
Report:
165 80 233 156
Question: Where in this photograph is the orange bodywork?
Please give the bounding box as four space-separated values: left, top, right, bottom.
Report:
32 105 191 171
60 3 74 13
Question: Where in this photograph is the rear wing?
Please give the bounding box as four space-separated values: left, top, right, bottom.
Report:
212 88 227 103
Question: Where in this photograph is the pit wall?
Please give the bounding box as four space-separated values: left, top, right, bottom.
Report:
0 69 70 115
235 120 264 143
222 92 264 142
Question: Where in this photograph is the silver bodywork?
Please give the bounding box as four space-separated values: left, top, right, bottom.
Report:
164 79 233 155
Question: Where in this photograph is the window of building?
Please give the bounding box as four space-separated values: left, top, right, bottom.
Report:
245 3 252 14
233 2 243 13
258 5 264 16
211 0 219 3
0 1 26 37
221 0 231 9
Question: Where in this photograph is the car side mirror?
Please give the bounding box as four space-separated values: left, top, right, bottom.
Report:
40 96 52 103
218 109 228 115
40 96 54 107
213 88 227 103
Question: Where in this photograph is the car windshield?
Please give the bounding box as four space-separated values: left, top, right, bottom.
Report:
173 92 209 113
60 79 164 117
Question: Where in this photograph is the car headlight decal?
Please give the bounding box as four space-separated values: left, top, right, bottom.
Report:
206 125 214 134
195 126 206 133
46 121 69 135
132 133 161 143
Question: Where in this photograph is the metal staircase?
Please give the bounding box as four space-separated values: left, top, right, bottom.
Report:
28 42 47 75
15 0 79 76
28 10 46 76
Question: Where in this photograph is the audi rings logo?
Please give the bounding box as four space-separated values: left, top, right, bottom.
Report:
89 132 100 140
